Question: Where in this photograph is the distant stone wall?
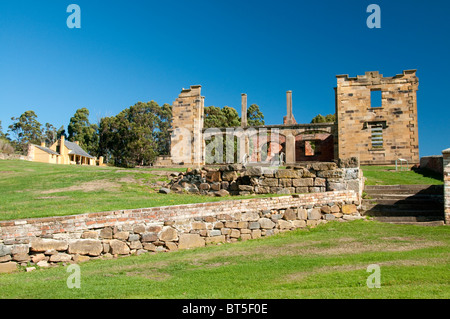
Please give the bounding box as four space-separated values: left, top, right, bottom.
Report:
0 190 361 273
443 148 450 224
420 155 443 175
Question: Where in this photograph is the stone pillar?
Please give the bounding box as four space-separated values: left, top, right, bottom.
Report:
286 90 293 125
241 94 247 127
285 132 296 165
443 148 450 224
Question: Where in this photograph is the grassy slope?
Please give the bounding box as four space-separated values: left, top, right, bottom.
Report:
361 166 443 186
0 220 448 299
0 160 276 221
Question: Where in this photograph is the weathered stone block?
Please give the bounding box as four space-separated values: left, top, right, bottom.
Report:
206 170 222 183
245 166 263 176
311 162 337 171
342 204 357 215
241 212 259 221
292 178 314 187
344 168 359 180
297 208 308 220
258 218 275 229
205 235 226 245
317 169 344 178
230 229 241 238
129 241 143 250
0 244 12 257
178 234 205 249
283 209 297 220
321 206 332 214
68 239 103 256
237 221 248 229
260 178 278 187
141 232 158 242
12 253 31 263
109 239 130 255
222 170 238 181
191 222 206 230
214 189 229 197
133 225 146 234
238 185 253 191
307 208 322 220
314 178 326 187
159 226 178 242
279 178 292 187
113 231 129 241
30 239 68 252
327 182 346 191
292 220 306 228
277 220 291 230
99 227 113 239
248 221 261 229
49 253 72 263
295 187 309 193
208 230 222 237
275 169 300 179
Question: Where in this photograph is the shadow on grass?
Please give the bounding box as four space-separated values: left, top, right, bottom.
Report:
411 167 444 182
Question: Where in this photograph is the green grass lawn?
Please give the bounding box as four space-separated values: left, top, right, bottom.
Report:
0 220 448 299
0 160 278 221
361 166 443 186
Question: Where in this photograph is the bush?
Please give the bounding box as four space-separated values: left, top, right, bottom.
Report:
0 138 15 154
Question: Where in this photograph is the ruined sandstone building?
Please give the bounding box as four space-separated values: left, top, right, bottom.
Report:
155 70 419 167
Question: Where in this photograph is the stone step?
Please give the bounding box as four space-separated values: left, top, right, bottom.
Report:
372 216 445 226
362 199 443 210
364 184 443 196
363 208 443 217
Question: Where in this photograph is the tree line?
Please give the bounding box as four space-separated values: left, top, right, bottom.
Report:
0 102 266 167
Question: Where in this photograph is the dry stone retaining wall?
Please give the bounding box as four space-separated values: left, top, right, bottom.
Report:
166 160 363 201
0 190 361 273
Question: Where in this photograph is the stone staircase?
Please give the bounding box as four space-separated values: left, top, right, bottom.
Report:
362 184 445 226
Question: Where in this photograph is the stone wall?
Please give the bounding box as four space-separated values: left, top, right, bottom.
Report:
420 155 443 175
443 148 450 224
0 190 360 273
165 161 363 202
335 70 419 165
169 85 204 166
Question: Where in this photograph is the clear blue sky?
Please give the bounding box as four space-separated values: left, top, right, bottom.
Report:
0 0 449 156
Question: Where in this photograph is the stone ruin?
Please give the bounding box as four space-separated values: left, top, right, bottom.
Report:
161 158 363 200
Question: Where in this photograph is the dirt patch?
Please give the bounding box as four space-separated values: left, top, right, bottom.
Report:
125 270 171 281
36 196 70 200
40 180 120 194
284 255 450 282
118 176 140 184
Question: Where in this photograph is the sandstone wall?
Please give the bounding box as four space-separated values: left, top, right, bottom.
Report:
335 70 419 165
443 148 450 224
420 155 443 175
166 161 363 202
0 191 360 273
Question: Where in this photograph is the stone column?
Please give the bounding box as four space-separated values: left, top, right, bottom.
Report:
443 148 450 224
286 90 293 125
285 132 296 165
241 94 247 127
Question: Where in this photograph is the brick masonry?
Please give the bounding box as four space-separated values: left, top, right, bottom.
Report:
0 190 360 272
